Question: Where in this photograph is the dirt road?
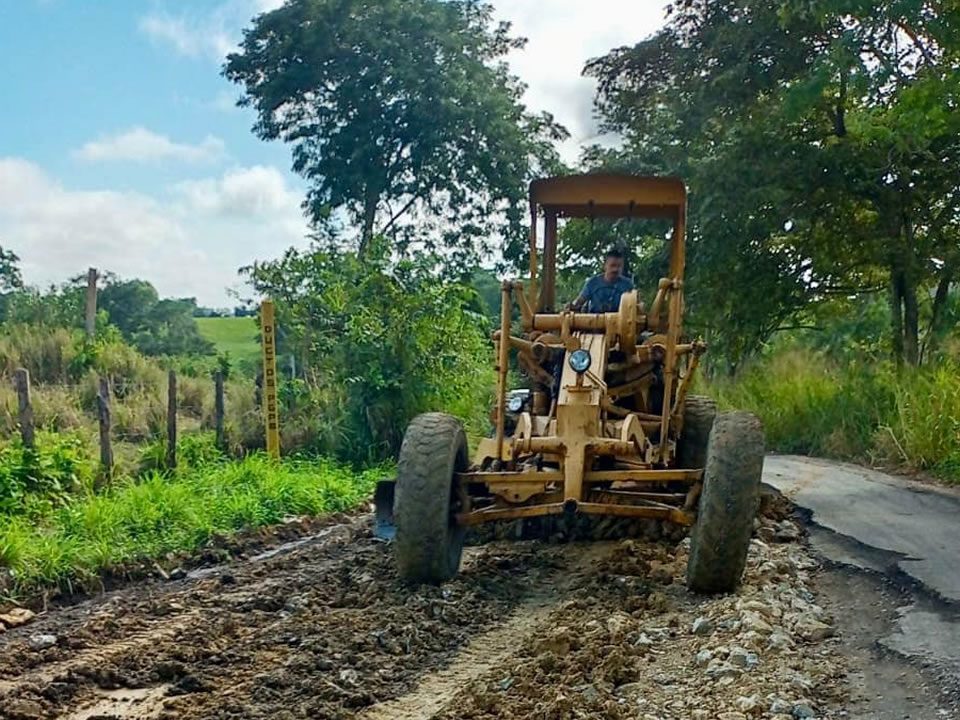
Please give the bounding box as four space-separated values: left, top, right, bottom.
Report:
0 495 854 720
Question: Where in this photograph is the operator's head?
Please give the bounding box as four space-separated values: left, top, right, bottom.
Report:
603 247 625 282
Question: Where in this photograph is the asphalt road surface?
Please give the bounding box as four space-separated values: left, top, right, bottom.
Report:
765 455 960 718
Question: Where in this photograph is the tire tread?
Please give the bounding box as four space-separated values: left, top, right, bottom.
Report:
686 411 764 594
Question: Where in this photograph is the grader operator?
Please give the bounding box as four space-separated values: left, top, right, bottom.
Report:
375 174 765 594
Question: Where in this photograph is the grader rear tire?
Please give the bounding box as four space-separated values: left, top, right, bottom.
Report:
394 413 467 585
686 411 764 594
676 394 717 469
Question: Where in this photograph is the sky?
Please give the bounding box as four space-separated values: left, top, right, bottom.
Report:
0 0 669 307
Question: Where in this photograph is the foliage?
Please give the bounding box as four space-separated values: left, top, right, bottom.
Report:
224 0 566 261
1 281 89 331
0 245 22 295
710 349 960 482
0 455 386 597
0 432 94 516
244 240 494 462
99 278 214 357
1 274 213 359
585 0 960 368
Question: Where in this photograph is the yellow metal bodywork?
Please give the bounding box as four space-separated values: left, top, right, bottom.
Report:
463 174 702 529
457 175 705 525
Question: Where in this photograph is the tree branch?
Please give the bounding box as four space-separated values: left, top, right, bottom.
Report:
378 195 420 237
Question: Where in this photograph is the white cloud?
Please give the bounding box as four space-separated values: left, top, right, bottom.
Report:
175 165 302 216
74 127 226 164
0 158 310 306
139 11 234 60
496 1 670 163
139 1 281 62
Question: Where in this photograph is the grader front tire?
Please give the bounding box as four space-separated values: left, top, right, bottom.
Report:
394 413 467 585
686 411 764 594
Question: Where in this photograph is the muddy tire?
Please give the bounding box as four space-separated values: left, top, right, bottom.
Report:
676 394 717 469
394 413 468 585
686 411 764 594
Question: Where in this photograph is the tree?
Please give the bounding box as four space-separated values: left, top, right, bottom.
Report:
224 0 566 262
99 279 160 337
586 0 960 367
0 245 22 294
243 239 491 461
0 245 23 321
133 298 215 357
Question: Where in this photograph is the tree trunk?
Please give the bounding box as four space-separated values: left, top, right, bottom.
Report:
358 191 378 259
903 281 920 366
901 213 920 366
926 260 955 361
890 264 905 367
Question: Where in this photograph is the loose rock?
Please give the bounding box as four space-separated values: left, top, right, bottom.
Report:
27 633 57 650
794 616 836 642
0 608 36 628
692 616 714 635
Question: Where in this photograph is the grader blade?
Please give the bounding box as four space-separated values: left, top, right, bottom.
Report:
373 480 396 540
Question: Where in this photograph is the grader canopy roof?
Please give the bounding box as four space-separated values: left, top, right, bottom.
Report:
529 174 686 219
528 174 688 313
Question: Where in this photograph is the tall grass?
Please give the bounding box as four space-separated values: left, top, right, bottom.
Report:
710 350 960 482
0 455 386 597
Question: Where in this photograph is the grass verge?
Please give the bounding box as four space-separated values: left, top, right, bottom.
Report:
708 350 960 484
0 455 386 599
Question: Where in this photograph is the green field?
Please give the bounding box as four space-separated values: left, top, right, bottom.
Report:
196 316 260 365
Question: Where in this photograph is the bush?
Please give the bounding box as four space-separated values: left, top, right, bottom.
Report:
888 365 960 480
0 432 95 515
246 243 494 463
0 325 79 384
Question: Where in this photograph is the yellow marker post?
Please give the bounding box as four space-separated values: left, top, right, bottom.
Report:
260 300 281 459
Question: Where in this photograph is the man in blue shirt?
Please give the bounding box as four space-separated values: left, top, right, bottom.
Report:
566 247 634 313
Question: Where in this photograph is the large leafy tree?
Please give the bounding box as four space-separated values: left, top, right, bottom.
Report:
586 0 960 367
224 0 566 262
0 245 23 322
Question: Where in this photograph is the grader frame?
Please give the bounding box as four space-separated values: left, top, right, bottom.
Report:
382 173 764 592
461 174 704 528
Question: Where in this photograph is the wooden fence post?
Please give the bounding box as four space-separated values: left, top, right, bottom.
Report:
214 370 225 452
97 377 113 484
13 368 34 449
85 267 98 338
166 370 177 471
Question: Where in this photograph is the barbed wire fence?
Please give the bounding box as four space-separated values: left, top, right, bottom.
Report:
6 366 253 481
3 296 281 479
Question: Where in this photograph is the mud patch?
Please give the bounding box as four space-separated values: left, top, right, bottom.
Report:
0 509 862 720
63 685 172 720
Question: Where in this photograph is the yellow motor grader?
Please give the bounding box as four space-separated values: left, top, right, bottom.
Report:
375 174 764 593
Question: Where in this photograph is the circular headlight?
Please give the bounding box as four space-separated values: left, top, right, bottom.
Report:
506 394 524 413
568 349 592 374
